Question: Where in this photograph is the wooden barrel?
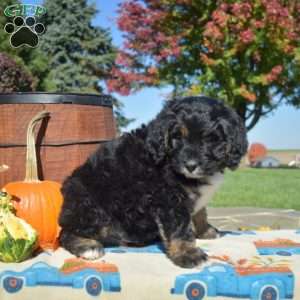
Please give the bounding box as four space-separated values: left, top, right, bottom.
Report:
0 93 116 186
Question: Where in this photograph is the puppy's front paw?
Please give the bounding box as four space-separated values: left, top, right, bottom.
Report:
62 235 105 260
172 247 207 268
79 247 104 260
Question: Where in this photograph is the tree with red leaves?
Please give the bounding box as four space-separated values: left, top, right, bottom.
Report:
0 53 33 92
248 143 267 165
109 0 300 130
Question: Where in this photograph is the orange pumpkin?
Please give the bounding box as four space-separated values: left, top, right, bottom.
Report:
4 111 63 250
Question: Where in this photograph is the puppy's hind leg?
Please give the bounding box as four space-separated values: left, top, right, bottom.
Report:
59 230 104 260
59 176 109 260
193 207 219 239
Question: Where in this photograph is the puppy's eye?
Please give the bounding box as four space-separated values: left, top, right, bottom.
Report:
210 133 221 143
172 130 182 141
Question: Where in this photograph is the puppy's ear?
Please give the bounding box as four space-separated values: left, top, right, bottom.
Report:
146 116 176 165
225 117 248 170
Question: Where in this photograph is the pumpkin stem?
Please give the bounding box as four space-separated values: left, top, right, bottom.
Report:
0 165 9 173
25 111 50 182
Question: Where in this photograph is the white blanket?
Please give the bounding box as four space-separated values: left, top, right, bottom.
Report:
0 229 299 300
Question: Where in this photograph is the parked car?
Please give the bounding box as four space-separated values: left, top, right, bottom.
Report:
0 260 121 296
170 263 294 300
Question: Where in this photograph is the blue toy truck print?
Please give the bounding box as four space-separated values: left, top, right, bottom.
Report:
254 239 300 256
171 263 294 300
0 259 121 296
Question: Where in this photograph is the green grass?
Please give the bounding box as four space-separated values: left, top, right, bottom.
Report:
269 149 300 152
211 168 300 210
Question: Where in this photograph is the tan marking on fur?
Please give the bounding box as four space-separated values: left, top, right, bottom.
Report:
193 207 219 239
192 207 209 235
168 239 196 258
98 226 111 238
180 125 189 138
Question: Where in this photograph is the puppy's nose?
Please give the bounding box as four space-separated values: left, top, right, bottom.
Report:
185 162 197 172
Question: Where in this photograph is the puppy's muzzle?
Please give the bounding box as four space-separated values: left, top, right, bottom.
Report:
185 161 197 173
182 161 203 178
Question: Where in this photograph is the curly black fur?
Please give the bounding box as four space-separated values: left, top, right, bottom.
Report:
59 96 248 268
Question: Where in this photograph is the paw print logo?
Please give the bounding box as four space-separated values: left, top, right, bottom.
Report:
4 16 45 48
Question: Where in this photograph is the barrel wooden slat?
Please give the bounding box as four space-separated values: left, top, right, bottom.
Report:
0 98 116 186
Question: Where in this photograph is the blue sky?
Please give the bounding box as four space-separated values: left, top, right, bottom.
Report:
22 0 300 149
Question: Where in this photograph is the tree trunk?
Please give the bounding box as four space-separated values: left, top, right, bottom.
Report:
236 102 262 132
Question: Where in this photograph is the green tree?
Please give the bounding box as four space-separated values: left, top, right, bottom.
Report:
40 0 115 93
111 0 300 130
112 97 135 132
0 0 16 55
0 0 49 90
39 0 131 129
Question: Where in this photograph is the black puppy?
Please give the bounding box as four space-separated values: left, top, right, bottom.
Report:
59 96 248 268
